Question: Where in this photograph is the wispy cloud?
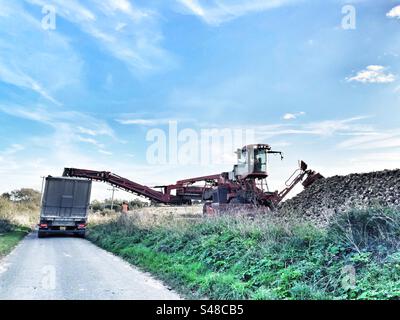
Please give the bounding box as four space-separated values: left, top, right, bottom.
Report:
116 119 171 126
26 0 176 74
177 0 296 26
282 112 305 120
117 118 176 126
98 149 113 156
77 126 103 136
337 130 400 150
0 64 61 105
0 103 116 161
387 5 400 19
1 144 25 156
0 104 115 138
0 0 82 104
75 135 113 157
116 114 195 126
302 116 373 136
253 116 375 140
76 136 105 148
346 65 396 84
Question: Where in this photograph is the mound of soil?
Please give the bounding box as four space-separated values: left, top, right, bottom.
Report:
278 169 400 227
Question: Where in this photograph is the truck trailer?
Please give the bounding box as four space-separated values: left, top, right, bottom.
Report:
38 176 92 238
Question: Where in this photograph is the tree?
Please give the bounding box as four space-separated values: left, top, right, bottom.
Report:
91 200 103 212
1 192 11 200
10 188 41 205
129 199 148 208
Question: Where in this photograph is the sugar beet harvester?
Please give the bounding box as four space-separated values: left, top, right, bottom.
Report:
63 144 323 214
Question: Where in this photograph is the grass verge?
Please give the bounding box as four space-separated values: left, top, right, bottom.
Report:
88 208 400 300
0 228 29 257
0 192 39 258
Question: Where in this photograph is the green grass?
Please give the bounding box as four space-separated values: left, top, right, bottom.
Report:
0 229 29 257
88 208 400 300
0 192 39 258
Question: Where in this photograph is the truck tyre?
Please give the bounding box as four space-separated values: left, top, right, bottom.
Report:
38 231 46 238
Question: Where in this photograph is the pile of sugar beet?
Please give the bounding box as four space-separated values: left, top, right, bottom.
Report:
276 169 400 227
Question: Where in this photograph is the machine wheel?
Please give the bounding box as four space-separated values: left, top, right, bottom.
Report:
265 200 276 212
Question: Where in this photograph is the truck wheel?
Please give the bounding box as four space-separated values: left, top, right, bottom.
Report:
38 231 46 238
76 232 86 239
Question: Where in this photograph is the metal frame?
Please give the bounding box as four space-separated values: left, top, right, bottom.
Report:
62 144 323 213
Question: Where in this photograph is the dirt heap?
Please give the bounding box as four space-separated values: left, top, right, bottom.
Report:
278 169 400 227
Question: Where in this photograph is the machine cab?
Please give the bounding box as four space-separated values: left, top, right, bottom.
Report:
232 144 276 180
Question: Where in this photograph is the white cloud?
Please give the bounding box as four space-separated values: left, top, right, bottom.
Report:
76 136 105 149
116 118 173 126
0 104 115 139
177 0 295 26
283 114 296 120
0 64 61 105
96 0 148 20
115 22 128 32
26 0 175 74
0 1 82 104
0 103 123 198
387 5 400 19
346 65 396 84
98 149 113 156
337 130 400 150
351 152 400 163
75 136 112 158
254 116 374 139
116 115 195 126
1 144 25 156
78 127 100 136
302 116 373 136
283 112 305 120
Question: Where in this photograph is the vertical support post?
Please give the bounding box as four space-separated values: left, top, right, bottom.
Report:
40 176 46 204
111 187 115 210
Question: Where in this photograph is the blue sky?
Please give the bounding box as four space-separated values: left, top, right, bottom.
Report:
0 0 400 200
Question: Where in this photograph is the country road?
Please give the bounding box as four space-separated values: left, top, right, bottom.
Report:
0 232 181 300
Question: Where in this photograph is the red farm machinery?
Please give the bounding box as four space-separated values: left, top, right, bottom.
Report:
63 144 323 214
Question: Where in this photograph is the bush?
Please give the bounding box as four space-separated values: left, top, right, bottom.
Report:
0 189 40 230
328 208 400 254
0 219 13 233
90 198 148 213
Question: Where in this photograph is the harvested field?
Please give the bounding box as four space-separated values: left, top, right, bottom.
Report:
129 204 203 217
89 205 203 230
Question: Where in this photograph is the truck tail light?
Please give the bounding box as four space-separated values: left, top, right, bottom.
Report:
39 223 48 228
77 224 86 229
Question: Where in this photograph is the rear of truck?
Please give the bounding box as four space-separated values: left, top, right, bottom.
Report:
38 177 92 238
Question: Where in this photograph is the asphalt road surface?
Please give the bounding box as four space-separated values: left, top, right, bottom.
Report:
0 232 181 300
